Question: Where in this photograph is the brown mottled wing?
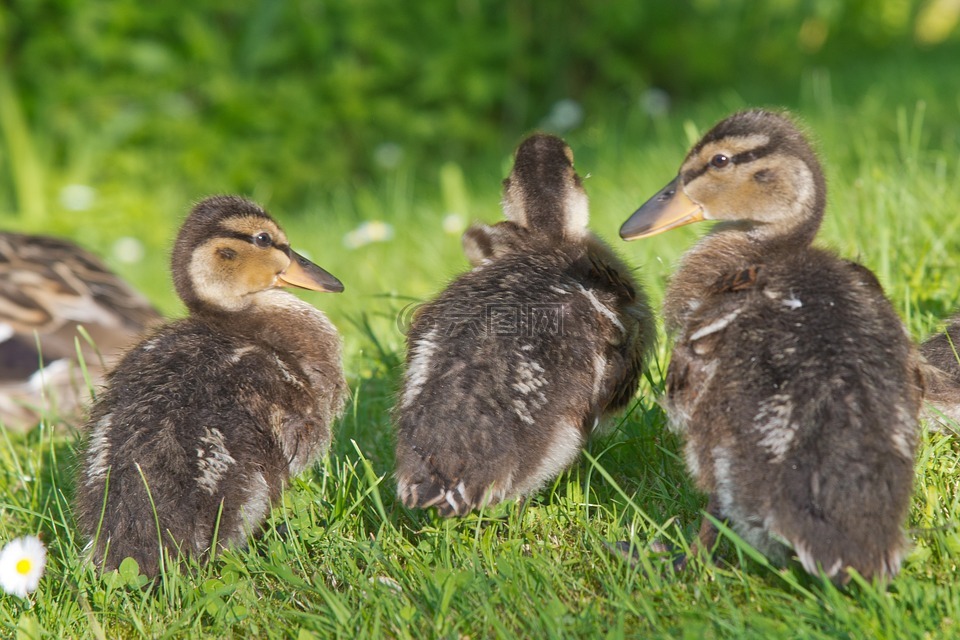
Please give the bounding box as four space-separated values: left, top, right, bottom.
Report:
711 264 764 295
588 253 638 303
0 233 160 333
0 232 161 430
664 264 765 429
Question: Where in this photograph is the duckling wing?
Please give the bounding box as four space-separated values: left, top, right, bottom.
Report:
0 232 160 430
580 249 656 415
0 233 158 344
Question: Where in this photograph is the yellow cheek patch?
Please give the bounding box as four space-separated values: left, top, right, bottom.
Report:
243 254 285 290
188 238 269 309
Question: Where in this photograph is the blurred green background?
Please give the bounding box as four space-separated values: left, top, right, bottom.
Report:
5 5 960 635
2 0 960 354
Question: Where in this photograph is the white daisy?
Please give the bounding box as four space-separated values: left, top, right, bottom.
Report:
0 536 47 598
342 221 395 249
442 213 466 235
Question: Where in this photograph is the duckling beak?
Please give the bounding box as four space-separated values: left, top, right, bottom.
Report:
277 250 344 293
620 176 705 240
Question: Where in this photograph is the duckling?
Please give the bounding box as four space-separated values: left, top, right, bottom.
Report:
74 196 347 577
919 323 960 425
0 232 160 431
619 110 922 583
395 133 655 516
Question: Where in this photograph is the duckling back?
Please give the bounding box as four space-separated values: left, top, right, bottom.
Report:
75 311 342 576
395 134 654 516
74 196 346 576
666 248 920 580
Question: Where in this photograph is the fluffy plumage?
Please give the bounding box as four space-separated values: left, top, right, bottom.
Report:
395 134 655 516
620 110 921 583
74 196 347 576
0 232 160 431
920 322 960 425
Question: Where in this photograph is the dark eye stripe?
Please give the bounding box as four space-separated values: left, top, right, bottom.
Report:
681 163 711 184
732 143 775 164
222 231 257 244
681 142 778 184
219 230 288 251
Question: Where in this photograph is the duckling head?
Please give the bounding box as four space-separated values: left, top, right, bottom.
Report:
463 133 589 265
621 110 826 244
172 195 343 314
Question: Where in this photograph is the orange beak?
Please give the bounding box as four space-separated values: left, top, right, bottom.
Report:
620 176 705 240
277 250 344 293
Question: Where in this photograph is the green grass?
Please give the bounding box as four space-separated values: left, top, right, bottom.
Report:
4 64 960 637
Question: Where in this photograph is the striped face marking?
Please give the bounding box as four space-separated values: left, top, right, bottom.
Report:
681 134 771 183
187 217 292 310
679 132 818 233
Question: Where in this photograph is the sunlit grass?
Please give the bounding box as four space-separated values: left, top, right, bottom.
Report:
3 68 960 637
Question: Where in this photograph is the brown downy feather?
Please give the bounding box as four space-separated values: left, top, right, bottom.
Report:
73 196 347 577
0 232 161 431
620 110 921 584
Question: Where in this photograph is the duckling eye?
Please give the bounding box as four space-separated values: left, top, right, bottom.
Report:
710 154 730 169
253 232 273 248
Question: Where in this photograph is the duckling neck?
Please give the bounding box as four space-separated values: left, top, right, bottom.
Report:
744 212 822 247
195 289 340 361
662 220 818 334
